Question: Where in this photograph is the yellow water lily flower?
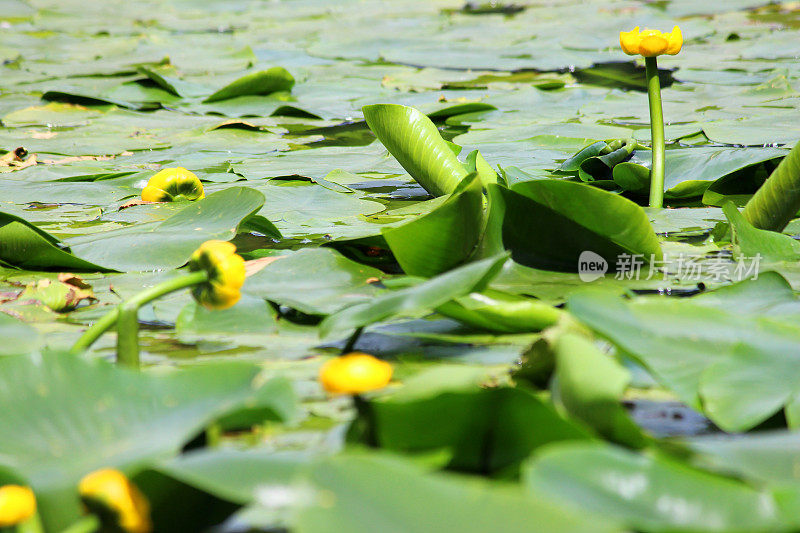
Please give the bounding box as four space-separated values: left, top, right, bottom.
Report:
187 240 246 310
620 26 682 57
0 485 36 527
141 167 205 202
79 469 151 533
320 353 393 394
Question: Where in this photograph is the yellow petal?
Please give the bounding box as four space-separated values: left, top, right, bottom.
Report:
216 253 246 290
666 25 683 55
639 34 669 57
79 469 151 533
141 167 203 202
140 185 167 202
319 353 393 394
619 27 641 55
188 240 245 310
197 283 241 310
0 486 36 527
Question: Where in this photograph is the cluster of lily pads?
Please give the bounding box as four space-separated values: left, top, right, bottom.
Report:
2 0 800 532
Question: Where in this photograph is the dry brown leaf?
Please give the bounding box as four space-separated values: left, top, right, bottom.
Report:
0 147 26 166
40 151 134 166
0 148 36 172
57 273 93 291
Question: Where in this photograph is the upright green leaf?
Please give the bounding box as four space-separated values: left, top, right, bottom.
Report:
493 180 662 271
383 174 484 277
723 202 800 263
363 104 468 196
743 140 800 231
553 333 646 447
464 149 498 187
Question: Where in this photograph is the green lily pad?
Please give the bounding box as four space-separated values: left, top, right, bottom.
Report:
0 351 295 531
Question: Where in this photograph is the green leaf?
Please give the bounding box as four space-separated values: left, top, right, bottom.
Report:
687 431 800 487
155 448 311 505
295 452 619 533
702 338 800 431
577 139 635 182
559 139 636 182
613 147 786 200
0 312 40 355
382 174 484 277
362 104 468 196
559 141 609 172
723 202 800 263
2 102 103 127
0 211 106 271
203 67 295 103
365 381 592 475
0 351 296 531
743 140 800 231
524 443 787 533
176 294 279 340
318 254 508 339
67 187 266 271
553 333 646 447
567 277 800 430
493 180 662 271
464 149 498 187
435 289 563 333
244 248 383 315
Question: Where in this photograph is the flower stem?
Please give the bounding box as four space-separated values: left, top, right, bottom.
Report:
70 271 208 360
17 511 45 533
341 326 364 354
645 56 665 208
57 516 100 533
352 394 378 447
116 304 141 368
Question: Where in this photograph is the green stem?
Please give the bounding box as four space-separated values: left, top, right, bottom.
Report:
70 308 119 353
206 423 222 447
645 56 665 209
70 271 208 356
16 511 44 533
57 516 100 533
341 326 364 354
352 394 378 447
116 304 140 368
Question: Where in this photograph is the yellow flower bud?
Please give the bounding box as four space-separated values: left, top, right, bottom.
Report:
79 469 151 533
141 167 205 202
620 26 682 57
0 485 36 527
188 240 246 310
319 353 393 394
